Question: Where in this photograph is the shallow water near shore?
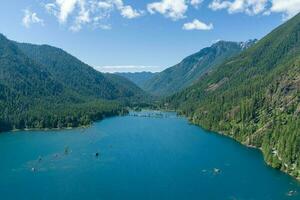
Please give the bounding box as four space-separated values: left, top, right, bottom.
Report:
0 111 299 200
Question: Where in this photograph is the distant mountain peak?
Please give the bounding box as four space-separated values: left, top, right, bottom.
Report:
0 33 7 40
211 39 257 50
239 39 258 49
143 39 256 96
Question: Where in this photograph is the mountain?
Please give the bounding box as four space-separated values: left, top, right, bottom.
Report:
166 13 300 178
0 34 63 99
103 73 149 103
16 42 145 100
144 40 256 96
116 72 157 88
0 34 146 132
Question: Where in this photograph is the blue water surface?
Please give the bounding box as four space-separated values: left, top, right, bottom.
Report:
0 111 299 200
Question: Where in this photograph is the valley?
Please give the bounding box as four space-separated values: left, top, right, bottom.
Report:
0 8 299 194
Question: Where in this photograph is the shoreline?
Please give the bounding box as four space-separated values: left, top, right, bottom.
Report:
143 109 300 181
186 117 300 181
162 108 300 181
2 109 299 181
3 112 125 134
9 125 91 133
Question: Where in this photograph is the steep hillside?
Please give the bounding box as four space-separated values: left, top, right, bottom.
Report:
103 73 149 102
116 72 157 88
167 13 300 178
0 34 145 132
144 40 256 96
0 34 63 99
16 42 145 100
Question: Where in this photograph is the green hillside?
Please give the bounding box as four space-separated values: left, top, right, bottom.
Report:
0 34 145 132
103 73 149 103
144 40 256 96
16 42 145 100
167 13 300 178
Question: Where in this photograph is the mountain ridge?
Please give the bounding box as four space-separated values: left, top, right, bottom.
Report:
143 39 257 96
166 13 300 178
16 42 146 100
0 34 146 132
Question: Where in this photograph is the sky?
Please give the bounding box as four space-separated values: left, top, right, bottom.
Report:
0 0 299 72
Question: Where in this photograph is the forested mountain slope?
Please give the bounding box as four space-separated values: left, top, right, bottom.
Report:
16 42 145 100
103 73 149 103
167 13 300 178
0 34 145 132
144 40 256 96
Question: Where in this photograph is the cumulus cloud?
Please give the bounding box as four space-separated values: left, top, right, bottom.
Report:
209 0 268 15
120 5 143 19
190 0 203 8
57 0 78 23
146 0 207 20
209 0 300 19
45 0 143 31
183 19 214 30
24 0 300 32
69 0 91 31
97 1 113 9
270 0 300 19
22 9 44 28
147 0 188 20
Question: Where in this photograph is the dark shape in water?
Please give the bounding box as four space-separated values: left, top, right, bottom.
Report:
213 168 221 175
64 146 70 155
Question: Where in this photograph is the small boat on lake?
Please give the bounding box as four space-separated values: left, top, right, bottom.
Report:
213 168 221 174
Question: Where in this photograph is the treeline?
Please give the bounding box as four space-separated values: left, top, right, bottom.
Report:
0 100 127 132
0 33 148 133
165 13 300 178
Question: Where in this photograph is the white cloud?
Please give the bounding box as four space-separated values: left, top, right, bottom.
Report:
70 0 90 31
97 1 113 9
209 0 269 15
147 0 188 20
209 0 233 11
112 0 143 19
190 0 203 8
271 0 300 19
45 3 57 14
55 0 78 23
45 0 143 31
22 9 44 28
209 0 300 19
183 19 214 30
95 65 162 73
120 5 143 19
146 0 206 20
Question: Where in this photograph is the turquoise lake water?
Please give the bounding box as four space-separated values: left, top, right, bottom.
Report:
0 111 299 200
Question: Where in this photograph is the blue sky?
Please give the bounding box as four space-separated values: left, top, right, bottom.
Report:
0 0 299 72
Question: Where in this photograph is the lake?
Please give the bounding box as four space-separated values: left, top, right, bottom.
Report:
0 111 299 200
